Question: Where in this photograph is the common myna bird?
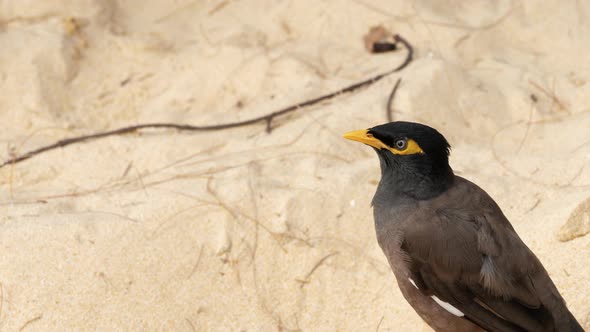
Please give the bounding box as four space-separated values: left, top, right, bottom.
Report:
344 121 584 332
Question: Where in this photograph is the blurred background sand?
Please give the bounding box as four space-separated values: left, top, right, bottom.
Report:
0 0 589 330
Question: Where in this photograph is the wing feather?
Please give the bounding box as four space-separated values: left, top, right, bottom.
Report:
400 177 582 332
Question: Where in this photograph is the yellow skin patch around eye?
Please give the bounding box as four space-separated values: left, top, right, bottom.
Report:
343 129 424 155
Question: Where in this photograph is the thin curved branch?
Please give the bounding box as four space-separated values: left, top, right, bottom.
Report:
1 35 413 169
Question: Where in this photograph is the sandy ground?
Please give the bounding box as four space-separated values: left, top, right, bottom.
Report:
1 0 590 331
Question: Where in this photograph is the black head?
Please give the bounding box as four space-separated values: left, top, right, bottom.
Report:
369 121 451 164
344 121 454 199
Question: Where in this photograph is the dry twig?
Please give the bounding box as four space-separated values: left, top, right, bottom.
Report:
386 78 402 122
18 315 43 332
376 315 385 332
1 35 413 169
296 251 339 288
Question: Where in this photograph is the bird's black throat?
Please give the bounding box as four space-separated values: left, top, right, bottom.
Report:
375 148 454 200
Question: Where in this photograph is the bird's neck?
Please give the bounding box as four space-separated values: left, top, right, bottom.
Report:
377 157 455 200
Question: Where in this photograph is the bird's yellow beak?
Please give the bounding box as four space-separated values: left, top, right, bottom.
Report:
343 129 387 150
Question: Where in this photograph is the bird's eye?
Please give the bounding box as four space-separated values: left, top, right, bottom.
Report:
394 138 407 150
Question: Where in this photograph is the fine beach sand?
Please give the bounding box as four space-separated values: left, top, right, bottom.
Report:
1 1 590 330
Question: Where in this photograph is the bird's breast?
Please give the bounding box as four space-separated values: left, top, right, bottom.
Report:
372 194 418 275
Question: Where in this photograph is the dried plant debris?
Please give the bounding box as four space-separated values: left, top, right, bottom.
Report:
558 196 590 242
1 35 414 169
363 25 397 53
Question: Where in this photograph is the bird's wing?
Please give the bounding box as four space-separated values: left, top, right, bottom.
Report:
400 179 583 332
